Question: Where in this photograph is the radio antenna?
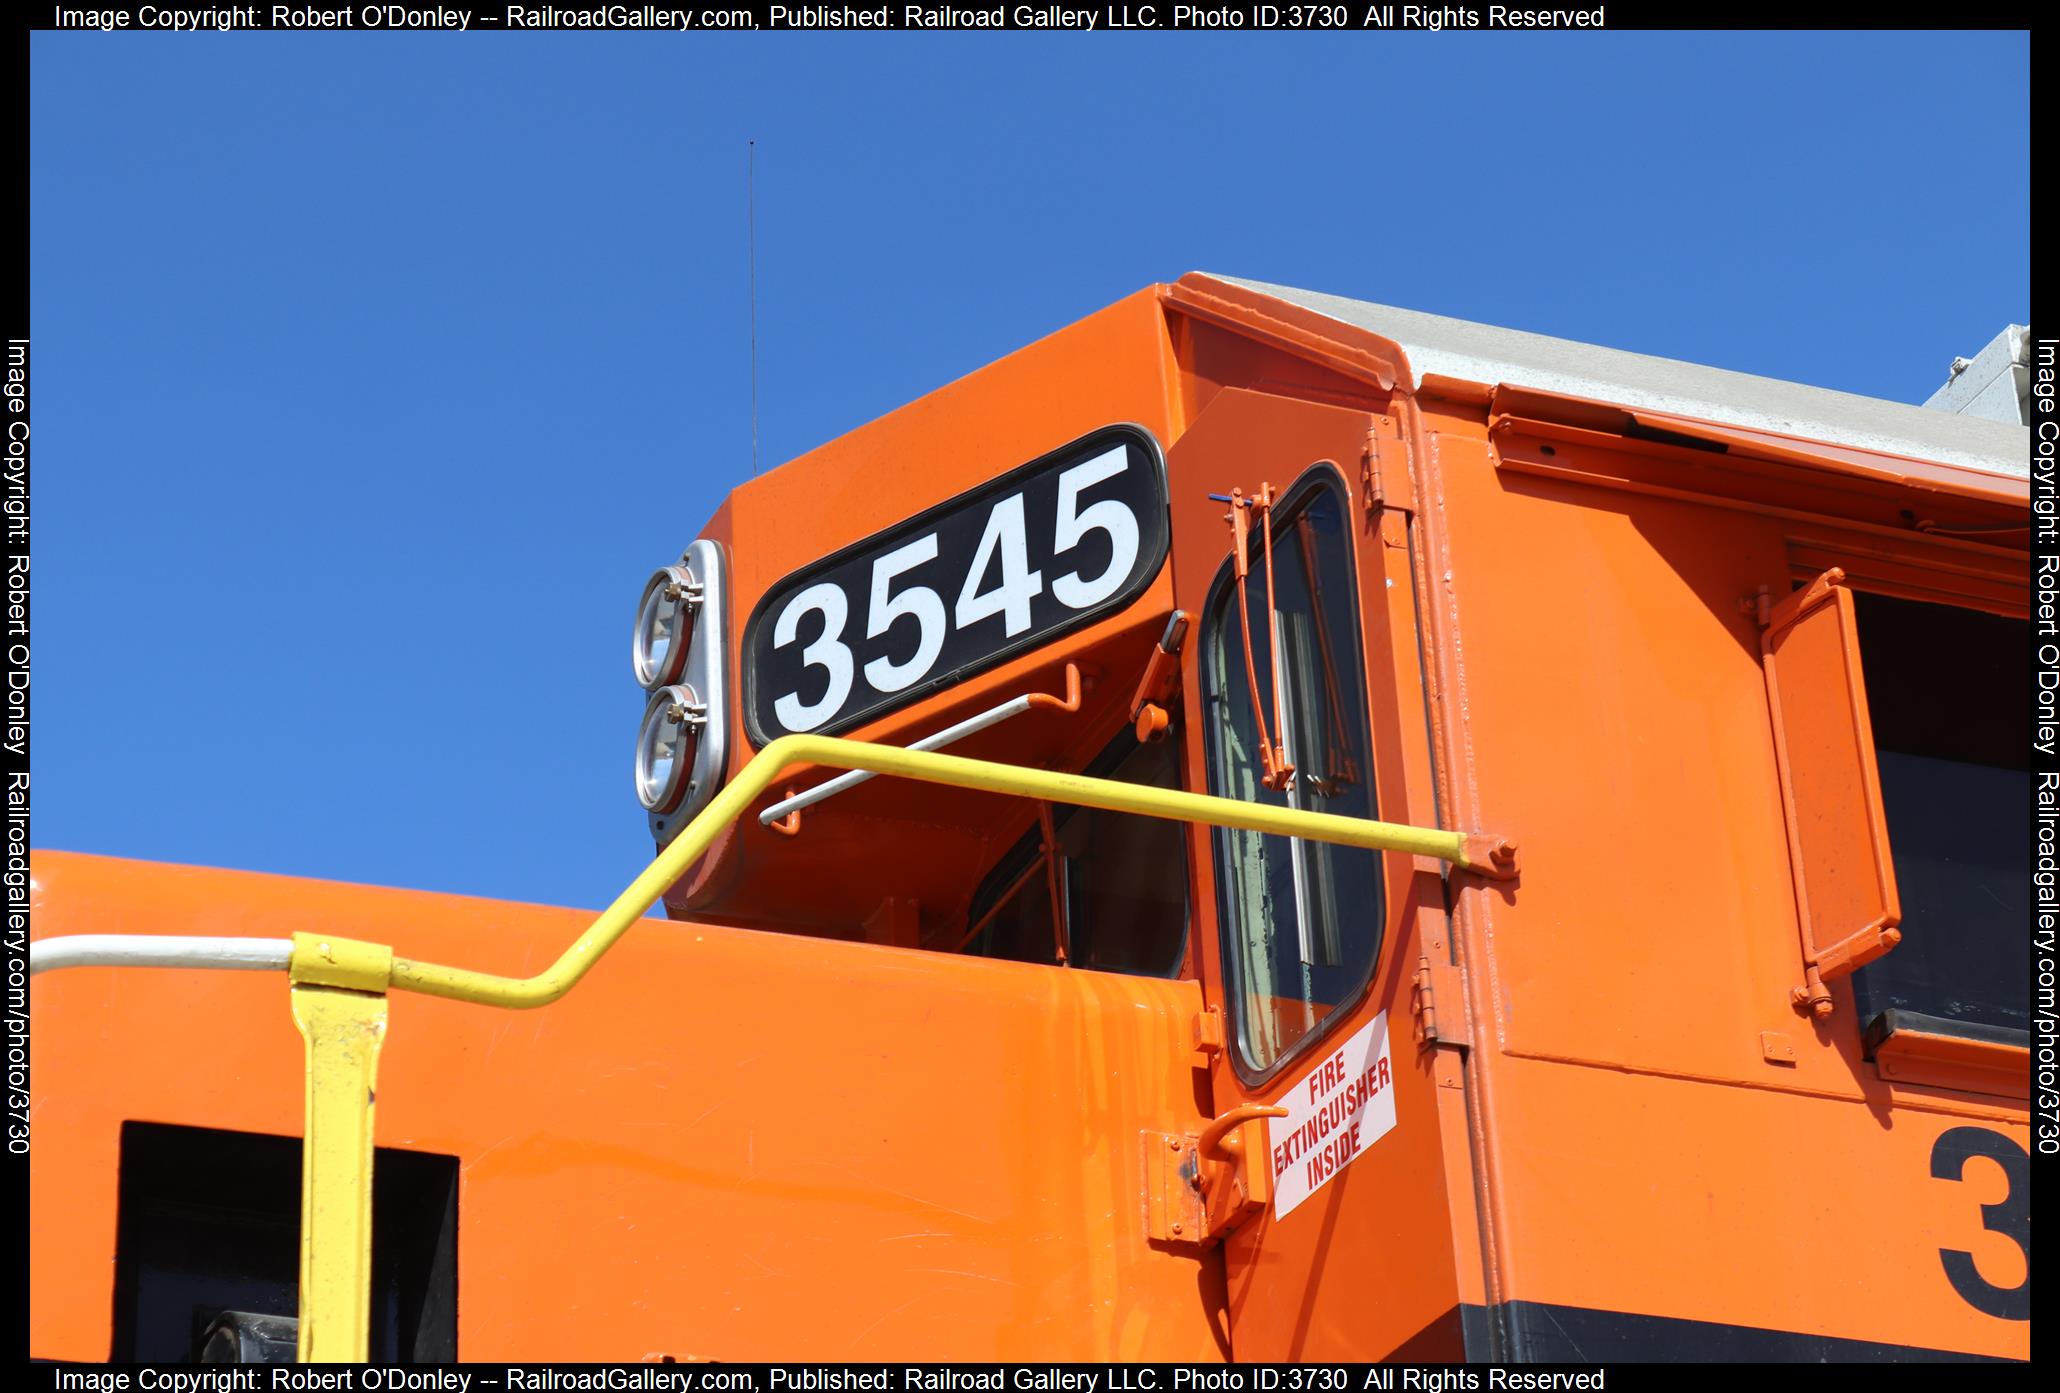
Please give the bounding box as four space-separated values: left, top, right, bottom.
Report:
748 139 761 475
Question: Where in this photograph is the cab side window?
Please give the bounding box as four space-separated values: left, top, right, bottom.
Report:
1849 593 2028 1042
1202 473 1383 1076
961 725 1189 978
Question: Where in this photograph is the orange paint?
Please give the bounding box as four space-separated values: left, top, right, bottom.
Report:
32 273 2031 1361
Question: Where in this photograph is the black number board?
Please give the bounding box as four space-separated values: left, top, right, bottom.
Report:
742 423 1170 743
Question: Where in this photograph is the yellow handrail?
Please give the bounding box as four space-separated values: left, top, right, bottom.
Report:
267 731 1513 1360
298 732 1513 1009
33 675 1518 1362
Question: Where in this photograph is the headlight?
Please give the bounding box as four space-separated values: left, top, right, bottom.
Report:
632 538 730 844
635 685 705 814
632 563 700 690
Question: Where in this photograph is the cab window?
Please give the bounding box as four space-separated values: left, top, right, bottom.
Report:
961 725 1189 978
1202 472 1383 1076
1850 592 2028 1042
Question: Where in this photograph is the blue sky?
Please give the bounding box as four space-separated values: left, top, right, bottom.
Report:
29 31 2030 910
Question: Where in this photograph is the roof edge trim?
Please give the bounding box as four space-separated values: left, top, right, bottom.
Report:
1190 273 2029 481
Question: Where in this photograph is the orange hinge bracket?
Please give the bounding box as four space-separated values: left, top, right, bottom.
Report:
1141 1131 1207 1244
1191 1005 1225 1066
1362 416 1414 517
1412 953 1472 1051
1759 568 1843 632
1129 611 1190 745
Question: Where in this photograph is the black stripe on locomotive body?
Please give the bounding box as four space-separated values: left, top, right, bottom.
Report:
1455 1302 2014 1363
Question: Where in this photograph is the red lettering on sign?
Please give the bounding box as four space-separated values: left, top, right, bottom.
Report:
1303 1127 1362 1192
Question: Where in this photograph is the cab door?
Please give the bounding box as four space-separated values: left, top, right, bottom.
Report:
1167 388 1473 1359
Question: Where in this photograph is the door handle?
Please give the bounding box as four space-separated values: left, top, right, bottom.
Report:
1198 1104 1287 1162
1142 1104 1288 1245
1199 1104 1286 1236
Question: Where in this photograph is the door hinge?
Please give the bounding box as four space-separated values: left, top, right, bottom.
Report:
1411 952 1471 1051
1362 417 1414 519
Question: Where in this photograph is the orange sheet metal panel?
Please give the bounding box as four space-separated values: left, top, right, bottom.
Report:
673 288 1186 922
1409 390 2029 1359
1488 1055 2029 1356
29 852 1227 1362
708 287 1185 756
1420 418 1823 1086
28 277 2034 1364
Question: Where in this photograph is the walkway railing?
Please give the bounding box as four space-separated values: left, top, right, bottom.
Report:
32 732 1516 1361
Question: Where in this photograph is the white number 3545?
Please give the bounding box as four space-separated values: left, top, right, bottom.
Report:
762 437 1157 737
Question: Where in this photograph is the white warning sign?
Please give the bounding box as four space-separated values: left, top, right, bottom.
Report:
1267 1011 1397 1219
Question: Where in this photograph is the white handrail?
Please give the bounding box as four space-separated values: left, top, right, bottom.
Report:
758 693 1041 825
30 934 294 976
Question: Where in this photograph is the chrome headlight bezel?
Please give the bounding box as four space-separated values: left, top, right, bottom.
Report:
632 538 730 845
632 563 700 691
634 683 704 815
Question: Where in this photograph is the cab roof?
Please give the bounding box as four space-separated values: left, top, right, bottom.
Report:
1205 274 2030 480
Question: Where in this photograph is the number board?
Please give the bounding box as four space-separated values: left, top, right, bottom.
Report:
743 424 1170 743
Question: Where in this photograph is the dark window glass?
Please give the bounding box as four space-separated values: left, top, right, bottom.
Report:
963 725 1189 978
1850 593 2028 1039
964 833 1062 968
1202 475 1382 1074
112 1122 457 1362
1060 735 1189 977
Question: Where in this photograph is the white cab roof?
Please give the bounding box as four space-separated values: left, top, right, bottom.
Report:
1211 275 2029 479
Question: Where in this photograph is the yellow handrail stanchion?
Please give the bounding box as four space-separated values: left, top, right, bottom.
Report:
265 733 1516 1360
289 936 395 1363
29 718 1520 1362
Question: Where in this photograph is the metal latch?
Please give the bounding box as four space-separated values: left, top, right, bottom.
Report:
1211 484 1295 792
1129 611 1189 744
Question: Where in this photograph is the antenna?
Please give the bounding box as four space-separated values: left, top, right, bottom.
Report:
748 140 761 475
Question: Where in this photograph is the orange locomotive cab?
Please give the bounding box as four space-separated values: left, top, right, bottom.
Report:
29 274 2032 1362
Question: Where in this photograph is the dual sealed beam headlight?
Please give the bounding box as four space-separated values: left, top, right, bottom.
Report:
631 538 729 841
634 685 706 815
632 564 699 691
